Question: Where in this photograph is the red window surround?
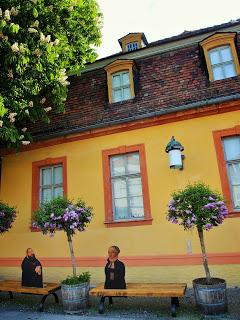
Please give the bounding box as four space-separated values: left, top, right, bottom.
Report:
102 144 152 227
32 156 67 215
213 125 240 217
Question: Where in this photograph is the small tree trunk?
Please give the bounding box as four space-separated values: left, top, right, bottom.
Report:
67 234 76 277
197 226 211 284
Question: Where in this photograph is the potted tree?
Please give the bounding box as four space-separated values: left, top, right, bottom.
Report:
0 201 17 234
33 197 93 314
167 182 228 315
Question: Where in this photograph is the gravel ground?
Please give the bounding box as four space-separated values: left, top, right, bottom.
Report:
1 288 240 320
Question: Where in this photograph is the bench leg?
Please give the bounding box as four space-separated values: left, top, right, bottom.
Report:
8 291 13 299
171 297 179 317
109 296 113 305
99 296 105 314
38 292 59 312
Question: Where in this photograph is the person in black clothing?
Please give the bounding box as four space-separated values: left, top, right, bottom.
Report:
104 246 126 289
21 248 43 288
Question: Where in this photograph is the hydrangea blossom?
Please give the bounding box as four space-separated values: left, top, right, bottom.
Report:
167 190 228 231
0 202 17 234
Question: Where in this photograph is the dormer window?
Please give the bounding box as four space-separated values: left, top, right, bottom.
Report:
209 45 237 80
127 42 139 52
112 71 131 103
118 33 148 53
200 32 240 81
105 59 136 104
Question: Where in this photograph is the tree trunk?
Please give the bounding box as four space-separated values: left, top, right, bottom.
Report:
197 226 211 284
67 234 76 277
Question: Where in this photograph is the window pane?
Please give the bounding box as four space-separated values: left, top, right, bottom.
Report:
110 155 125 176
220 46 233 62
228 162 240 185
53 186 63 198
41 168 52 186
41 188 52 203
223 63 236 78
128 177 143 197
212 66 224 80
122 72 130 85
112 89 122 103
129 196 144 218
114 198 128 220
127 153 140 174
112 178 127 198
223 137 240 161
123 87 131 100
209 50 220 65
112 74 121 88
53 166 62 185
232 185 240 208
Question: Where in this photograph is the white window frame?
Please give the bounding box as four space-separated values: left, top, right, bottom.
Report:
208 45 237 80
110 152 144 221
112 71 131 103
40 164 63 204
126 42 139 52
223 136 240 210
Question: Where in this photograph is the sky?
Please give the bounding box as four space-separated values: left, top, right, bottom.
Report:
97 0 240 58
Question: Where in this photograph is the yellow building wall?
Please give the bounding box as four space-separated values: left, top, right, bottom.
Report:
0 110 240 285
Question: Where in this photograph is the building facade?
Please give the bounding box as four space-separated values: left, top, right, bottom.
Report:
0 20 240 286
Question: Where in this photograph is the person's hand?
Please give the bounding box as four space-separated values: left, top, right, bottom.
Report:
35 266 41 275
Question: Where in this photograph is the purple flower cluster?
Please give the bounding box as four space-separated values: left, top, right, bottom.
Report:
33 201 93 237
0 208 17 234
167 194 228 232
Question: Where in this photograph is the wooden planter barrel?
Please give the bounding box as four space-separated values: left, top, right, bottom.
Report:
193 278 227 315
61 282 90 314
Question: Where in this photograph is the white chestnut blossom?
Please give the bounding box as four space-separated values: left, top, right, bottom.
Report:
28 27 38 33
44 107 52 113
19 44 26 53
33 48 42 57
22 141 30 145
32 0 38 4
11 42 19 53
45 35 51 43
10 7 18 16
40 97 46 104
0 120 3 127
68 6 74 11
9 113 17 123
29 101 33 108
31 20 39 28
4 9 11 21
25 109 29 115
8 69 13 78
0 8 2 17
54 39 60 46
58 69 70 86
21 127 27 132
19 135 24 140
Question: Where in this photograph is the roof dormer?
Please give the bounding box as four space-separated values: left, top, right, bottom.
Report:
118 33 148 53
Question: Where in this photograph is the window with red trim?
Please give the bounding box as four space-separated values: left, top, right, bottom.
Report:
213 125 240 216
102 144 152 227
32 157 67 214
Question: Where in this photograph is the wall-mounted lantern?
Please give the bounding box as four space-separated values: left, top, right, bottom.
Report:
165 136 184 169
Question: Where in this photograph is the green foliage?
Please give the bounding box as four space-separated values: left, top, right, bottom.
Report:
167 182 228 231
33 196 93 236
0 200 17 233
62 272 91 285
0 0 102 149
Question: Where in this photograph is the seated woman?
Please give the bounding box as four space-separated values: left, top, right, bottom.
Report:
104 246 126 289
21 248 43 288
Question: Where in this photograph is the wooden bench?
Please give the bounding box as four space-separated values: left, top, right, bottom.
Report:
90 283 187 317
0 280 61 312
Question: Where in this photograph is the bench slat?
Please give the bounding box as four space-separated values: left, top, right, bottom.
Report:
90 283 187 297
0 280 60 295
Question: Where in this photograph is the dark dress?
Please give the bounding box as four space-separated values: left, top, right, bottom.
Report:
21 255 43 288
104 259 126 289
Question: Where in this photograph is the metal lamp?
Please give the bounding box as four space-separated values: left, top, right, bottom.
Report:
165 136 184 169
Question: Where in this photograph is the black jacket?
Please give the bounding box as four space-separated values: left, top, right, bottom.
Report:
104 259 126 289
21 255 43 288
